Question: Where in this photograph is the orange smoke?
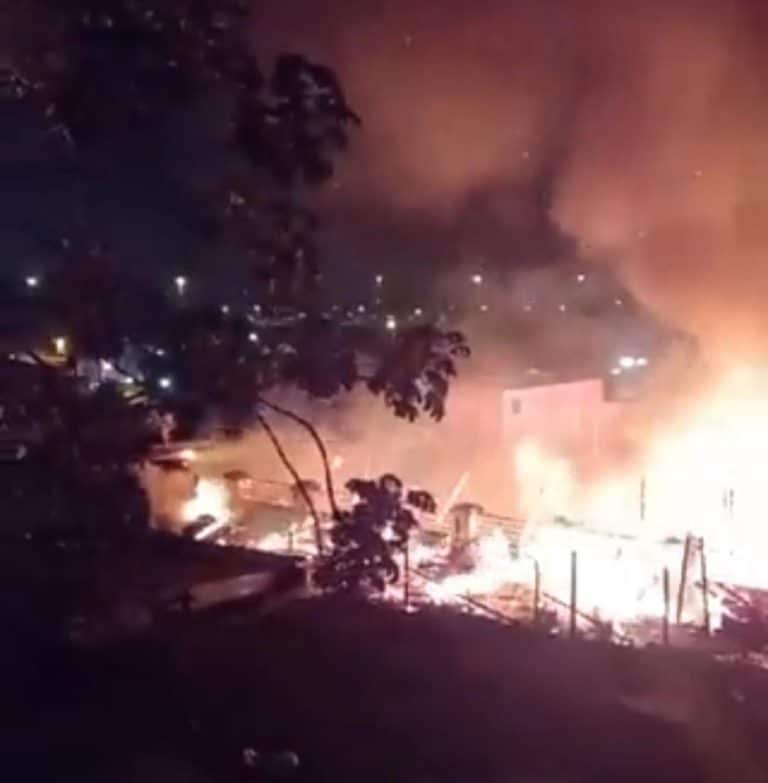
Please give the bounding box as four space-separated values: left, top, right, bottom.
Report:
254 0 768 359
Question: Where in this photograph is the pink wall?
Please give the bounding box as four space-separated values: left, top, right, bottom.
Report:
502 379 627 465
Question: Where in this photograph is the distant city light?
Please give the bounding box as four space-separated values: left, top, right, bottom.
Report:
471 274 483 285
53 336 67 356
155 348 166 357
174 275 187 294
610 367 622 376
618 356 636 369
221 304 230 315
480 304 489 312
253 304 261 313
100 359 114 373
413 307 423 317
158 376 173 390
576 273 586 283
248 332 259 343
614 298 624 306
636 356 649 367
25 275 39 288
375 274 384 286
385 315 397 331
357 304 366 313
558 304 567 312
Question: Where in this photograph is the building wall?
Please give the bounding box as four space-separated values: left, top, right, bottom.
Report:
501 378 627 462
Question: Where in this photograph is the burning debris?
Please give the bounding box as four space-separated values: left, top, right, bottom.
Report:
181 478 232 534
163 466 737 646
140 361 768 653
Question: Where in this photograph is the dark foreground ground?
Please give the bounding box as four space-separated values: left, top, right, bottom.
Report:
5 595 768 782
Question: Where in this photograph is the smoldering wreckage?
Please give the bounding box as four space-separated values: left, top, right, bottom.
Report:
138 367 768 660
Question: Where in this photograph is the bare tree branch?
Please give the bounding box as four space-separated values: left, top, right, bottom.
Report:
255 409 325 555
256 394 340 520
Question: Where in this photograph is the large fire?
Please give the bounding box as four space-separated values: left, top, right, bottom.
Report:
481 365 768 633
517 367 768 584
163 366 768 639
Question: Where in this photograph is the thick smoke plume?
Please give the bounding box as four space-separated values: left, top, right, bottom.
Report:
254 0 768 360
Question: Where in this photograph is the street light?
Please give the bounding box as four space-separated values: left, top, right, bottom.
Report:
53 336 67 356
385 315 397 331
471 273 483 286
375 274 384 286
158 376 173 390
25 275 39 288
174 275 187 295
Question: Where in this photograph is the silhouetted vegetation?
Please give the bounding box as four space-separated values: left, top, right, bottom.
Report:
316 475 436 594
0 0 467 530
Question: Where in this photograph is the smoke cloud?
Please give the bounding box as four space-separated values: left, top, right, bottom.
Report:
253 0 768 361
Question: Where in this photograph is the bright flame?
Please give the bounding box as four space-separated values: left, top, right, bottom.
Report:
499 366 768 626
416 368 768 632
181 479 232 525
425 528 525 603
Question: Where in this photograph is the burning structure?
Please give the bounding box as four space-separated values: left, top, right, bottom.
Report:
139 341 768 650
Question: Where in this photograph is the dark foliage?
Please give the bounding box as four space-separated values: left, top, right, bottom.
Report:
368 325 470 420
315 474 436 594
0 0 468 532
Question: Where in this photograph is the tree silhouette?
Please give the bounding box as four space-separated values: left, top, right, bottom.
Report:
315 475 436 595
0 1 468 533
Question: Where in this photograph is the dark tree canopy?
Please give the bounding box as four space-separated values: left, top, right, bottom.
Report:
0 0 468 530
315 475 436 595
